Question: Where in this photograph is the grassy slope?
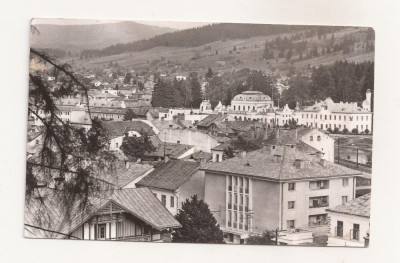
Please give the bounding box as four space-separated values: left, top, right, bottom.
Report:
69 27 374 76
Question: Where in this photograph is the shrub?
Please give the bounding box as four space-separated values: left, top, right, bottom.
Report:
352 128 359 134
364 129 370 134
333 127 340 134
342 128 349 134
327 128 333 133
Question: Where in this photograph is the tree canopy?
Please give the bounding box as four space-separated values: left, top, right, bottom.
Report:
120 132 155 159
172 195 224 243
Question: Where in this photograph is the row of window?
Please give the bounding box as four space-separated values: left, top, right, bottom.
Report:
335 221 360 240
287 178 349 191
154 193 175 208
302 114 369 122
288 196 347 211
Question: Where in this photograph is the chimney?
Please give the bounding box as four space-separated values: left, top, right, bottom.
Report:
240 151 247 158
177 140 180 144
164 155 169 163
125 161 130 168
274 154 282 163
294 159 304 169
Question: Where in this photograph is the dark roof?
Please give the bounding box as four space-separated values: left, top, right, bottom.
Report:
196 114 227 128
102 121 156 139
327 193 371 218
25 188 180 238
136 160 199 191
112 163 154 188
201 147 361 181
211 142 232 151
146 142 194 159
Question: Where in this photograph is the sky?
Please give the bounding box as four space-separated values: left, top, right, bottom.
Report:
31 18 210 30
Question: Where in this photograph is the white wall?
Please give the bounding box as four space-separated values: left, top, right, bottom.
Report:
328 212 369 247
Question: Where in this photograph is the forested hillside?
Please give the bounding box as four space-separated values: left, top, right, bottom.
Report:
81 24 348 58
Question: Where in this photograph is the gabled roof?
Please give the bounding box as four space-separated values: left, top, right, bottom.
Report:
102 121 156 139
25 188 180 239
327 193 371 218
201 147 361 181
136 160 199 191
111 163 154 188
196 114 227 128
146 143 194 159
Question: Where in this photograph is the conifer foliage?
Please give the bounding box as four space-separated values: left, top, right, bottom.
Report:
172 195 224 243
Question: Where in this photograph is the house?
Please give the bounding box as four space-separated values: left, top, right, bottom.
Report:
136 159 205 215
111 162 154 189
196 114 229 131
102 121 156 151
24 188 181 242
264 128 335 162
145 142 196 161
294 90 373 133
201 144 361 244
326 193 370 247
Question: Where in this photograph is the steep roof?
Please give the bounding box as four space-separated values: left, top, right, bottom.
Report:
196 114 227 128
146 142 194 159
112 163 154 188
201 147 361 181
327 193 371 218
25 188 181 239
102 121 156 139
136 160 199 191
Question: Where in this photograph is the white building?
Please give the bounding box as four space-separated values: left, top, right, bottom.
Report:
295 90 373 133
327 193 370 247
230 90 274 112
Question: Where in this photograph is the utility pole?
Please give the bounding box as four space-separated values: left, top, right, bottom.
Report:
356 147 359 168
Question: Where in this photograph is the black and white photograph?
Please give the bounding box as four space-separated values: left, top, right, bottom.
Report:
26 18 374 247
3 1 400 262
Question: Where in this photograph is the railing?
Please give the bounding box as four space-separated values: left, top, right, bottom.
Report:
309 202 329 208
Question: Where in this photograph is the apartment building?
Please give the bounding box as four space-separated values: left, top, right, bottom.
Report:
201 144 361 244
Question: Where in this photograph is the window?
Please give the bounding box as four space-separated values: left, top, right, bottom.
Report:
287 220 295 229
342 196 348 204
342 178 349 187
336 221 343 237
170 196 175 207
344 116 346 121
116 143 119 148
329 115 332 120
352 224 360 240
339 116 342 121
288 183 295 191
310 136 313 141
309 180 329 190
161 195 166 206
309 196 329 208
334 115 336 120
325 115 327 120
228 211 232 227
309 214 327 226
317 136 321 141
288 201 295 209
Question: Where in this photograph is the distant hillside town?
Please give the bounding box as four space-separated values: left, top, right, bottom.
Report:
26 21 373 247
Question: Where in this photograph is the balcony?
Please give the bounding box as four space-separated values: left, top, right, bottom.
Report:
309 196 329 208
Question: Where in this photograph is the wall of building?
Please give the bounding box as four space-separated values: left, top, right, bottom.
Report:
282 177 355 231
146 188 178 215
160 128 220 153
300 130 335 162
177 170 205 207
250 178 281 234
204 172 227 227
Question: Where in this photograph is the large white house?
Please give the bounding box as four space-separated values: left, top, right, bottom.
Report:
294 90 373 133
230 90 274 112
